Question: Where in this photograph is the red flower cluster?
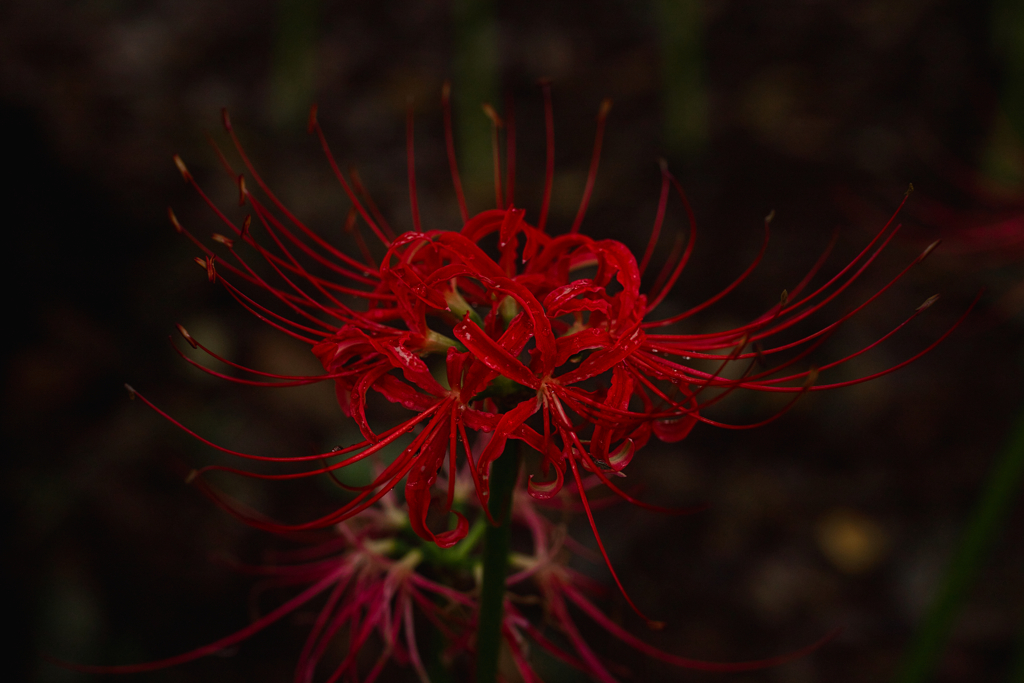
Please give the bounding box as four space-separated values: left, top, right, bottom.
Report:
146 83 965 620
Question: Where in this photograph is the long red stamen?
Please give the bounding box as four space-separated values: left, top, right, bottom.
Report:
644 169 698 311
638 160 671 276
504 94 516 208
482 103 505 210
441 81 470 223
406 103 422 233
569 99 612 235
222 109 384 276
537 80 555 233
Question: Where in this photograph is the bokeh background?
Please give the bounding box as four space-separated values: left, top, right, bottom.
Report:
3 1 1022 681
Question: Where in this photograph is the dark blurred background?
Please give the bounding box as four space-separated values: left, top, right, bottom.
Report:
3 1 1021 681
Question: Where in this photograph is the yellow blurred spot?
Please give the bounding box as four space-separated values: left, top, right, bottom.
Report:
816 508 889 575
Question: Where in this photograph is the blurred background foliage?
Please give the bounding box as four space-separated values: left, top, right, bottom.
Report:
1 0 1022 681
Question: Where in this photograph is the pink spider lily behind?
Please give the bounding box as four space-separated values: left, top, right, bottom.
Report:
136 82 968 626
58 493 463 683
57 471 835 683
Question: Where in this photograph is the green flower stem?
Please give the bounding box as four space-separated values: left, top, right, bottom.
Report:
475 442 521 683
893 410 1024 683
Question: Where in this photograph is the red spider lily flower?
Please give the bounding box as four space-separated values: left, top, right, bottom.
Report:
146 83 969 622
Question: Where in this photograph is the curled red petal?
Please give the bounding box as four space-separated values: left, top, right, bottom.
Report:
653 413 698 442
455 316 539 389
527 465 565 500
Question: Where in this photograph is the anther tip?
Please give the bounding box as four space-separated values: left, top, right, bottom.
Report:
221 108 232 131
481 103 503 127
917 294 940 311
905 182 915 197
172 155 192 182
206 254 217 283
765 209 776 224
185 469 199 484
167 207 183 233
212 233 234 248
124 383 136 399
441 81 451 99
598 98 613 118
237 175 248 206
921 239 941 260
176 324 198 348
647 620 665 631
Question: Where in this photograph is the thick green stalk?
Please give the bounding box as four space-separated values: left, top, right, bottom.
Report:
893 411 1024 682
475 443 521 683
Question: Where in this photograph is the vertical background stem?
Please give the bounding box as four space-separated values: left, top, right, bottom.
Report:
893 411 1024 683
451 0 499 207
475 444 521 683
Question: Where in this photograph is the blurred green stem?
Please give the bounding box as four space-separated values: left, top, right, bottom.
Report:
893 411 1024 682
269 0 319 129
475 443 521 683
655 0 708 158
451 0 500 206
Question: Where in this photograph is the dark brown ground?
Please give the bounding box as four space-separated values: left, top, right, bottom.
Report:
3 1 1020 682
